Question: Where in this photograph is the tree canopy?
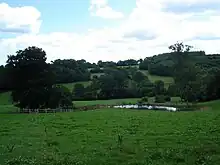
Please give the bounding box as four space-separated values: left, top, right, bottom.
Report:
5 46 73 109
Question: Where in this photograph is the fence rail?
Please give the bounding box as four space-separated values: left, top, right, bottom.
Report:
20 108 75 113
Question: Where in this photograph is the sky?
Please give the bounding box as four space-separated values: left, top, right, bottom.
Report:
1 0 220 64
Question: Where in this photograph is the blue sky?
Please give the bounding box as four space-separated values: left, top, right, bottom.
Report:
1 0 220 64
2 0 135 34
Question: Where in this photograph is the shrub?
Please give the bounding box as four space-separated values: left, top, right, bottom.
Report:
165 96 171 102
137 100 143 105
90 68 103 73
155 95 166 103
141 96 148 102
146 92 155 97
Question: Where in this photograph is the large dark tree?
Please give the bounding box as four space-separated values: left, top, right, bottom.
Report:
168 42 201 103
6 46 72 109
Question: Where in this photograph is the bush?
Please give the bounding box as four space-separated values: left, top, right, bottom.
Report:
165 96 171 102
92 75 98 79
146 92 155 97
90 67 103 73
141 96 148 102
155 95 171 103
155 95 166 103
137 100 143 105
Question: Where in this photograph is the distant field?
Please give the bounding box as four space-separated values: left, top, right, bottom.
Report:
61 69 174 91
61 81 91 91
140 70 174 88
74 97 181 107
74 98 140 107
0 100 220 164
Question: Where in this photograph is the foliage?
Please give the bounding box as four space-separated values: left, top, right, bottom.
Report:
167 84 178 97
117 59 138 66
154 80 166 95
97 68 129 99
205 68 220 101
90 66 104 74
97 60 117 68
5 47 73 109
72 83 86 100
139 58 149 70
168 42 202 103
51 59 91 84
47 85 73 109
141 96 148 102
6 47 53 109
132 71 147 82
2 43 220 104
165 95 171 102
155 95 166 103
139 47 220 77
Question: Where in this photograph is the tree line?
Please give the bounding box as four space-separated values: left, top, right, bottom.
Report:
72 68 167 101
0 42 220 110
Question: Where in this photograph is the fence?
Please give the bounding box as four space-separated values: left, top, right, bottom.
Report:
20 108 75 113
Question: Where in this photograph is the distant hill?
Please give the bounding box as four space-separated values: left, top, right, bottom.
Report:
139 51 220 77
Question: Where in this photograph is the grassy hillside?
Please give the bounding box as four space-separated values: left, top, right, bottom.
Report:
50 66 175 91
140 70 174 87
61 81 91 91
0 100 220 164
91 73 105 78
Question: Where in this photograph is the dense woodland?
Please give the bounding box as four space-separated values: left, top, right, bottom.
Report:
0 42 220 109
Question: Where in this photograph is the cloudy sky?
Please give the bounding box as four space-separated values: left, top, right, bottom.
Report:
1 0 220 64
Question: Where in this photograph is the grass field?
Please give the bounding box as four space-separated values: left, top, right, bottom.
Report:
140 70 174 88
61 81 91 91
0 100 220 164
91 73 105 78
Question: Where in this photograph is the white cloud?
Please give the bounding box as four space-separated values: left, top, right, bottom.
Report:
0 3 41 34
1 0 220 65
89 0 124 19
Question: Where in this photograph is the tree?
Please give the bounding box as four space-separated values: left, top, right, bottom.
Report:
206 68 220 100
168 42 199 103
139 58 149 70
6 46 72 109
168 42 193 75
154 80 165 95
0 66 13 92
167 84 178 97
72 83 86 100
51 59 90 84
137 80 154 97
141 96 148 102
168 42 193 53
155 95 166 103
132 71 147 82
6 46 54 89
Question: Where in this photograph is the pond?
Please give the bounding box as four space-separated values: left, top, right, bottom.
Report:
113 104 178 112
